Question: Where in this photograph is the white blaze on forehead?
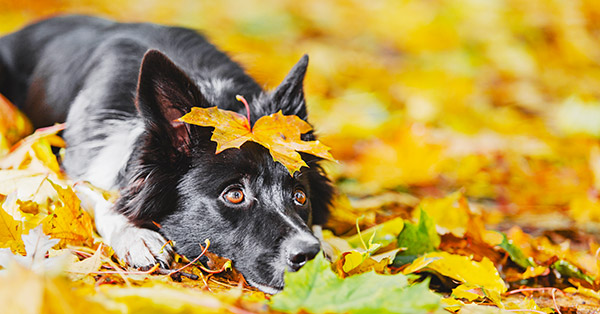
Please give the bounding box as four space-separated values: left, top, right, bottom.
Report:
259 179 306 234
274 205 307 234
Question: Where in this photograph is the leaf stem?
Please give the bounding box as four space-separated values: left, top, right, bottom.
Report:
169 239 210 276
506 287 564 314
197 261 230 274
506 310 547 314
236 95 251 129
506 287 564 295
87 263 160 276
355 215 368 251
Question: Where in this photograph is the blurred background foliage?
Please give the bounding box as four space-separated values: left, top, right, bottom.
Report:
3 0 600 234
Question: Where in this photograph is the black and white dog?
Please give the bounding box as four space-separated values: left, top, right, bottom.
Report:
0 15 333 293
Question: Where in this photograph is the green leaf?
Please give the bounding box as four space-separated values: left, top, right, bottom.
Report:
271 253 444 314
551 260 595 285
393 209 440 266
497 233 536 269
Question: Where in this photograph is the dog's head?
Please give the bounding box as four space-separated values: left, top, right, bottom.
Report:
117 50 333 293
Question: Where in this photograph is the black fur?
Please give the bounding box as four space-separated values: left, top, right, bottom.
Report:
0 15 333 291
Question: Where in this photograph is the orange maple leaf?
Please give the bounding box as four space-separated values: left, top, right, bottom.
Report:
42 180 95 247
178 96 335 174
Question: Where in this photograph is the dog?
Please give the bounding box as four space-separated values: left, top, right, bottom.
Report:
0 15 333 293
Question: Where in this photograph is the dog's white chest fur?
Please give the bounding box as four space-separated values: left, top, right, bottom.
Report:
83 123 144 190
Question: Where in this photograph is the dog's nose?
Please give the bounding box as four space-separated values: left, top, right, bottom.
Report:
286 236 321 272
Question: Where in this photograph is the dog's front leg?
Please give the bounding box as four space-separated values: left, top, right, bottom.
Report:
75 184 173 268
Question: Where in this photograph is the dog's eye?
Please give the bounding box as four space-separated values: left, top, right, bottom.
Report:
294 189 307 206
224 188 244 204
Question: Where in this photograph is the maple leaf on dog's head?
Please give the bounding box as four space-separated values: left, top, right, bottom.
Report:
180 106 252 153
178 96 335 174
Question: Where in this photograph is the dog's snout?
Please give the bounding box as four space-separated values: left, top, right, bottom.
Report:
286 236 320 272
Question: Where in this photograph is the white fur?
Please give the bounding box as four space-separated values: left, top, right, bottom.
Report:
76 181 173 267
246 278 282 295
197 78 234 104
84 123 144 190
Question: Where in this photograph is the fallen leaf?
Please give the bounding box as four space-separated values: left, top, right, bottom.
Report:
0 261 116 314
42 181 95 247
67 244 104 278
403 251 507 306
340 250 367 273
0 225 64 275
393 209 440 266
0 204 24 254
457 304 514 314
0 261 44 314
103 283 223 313
271 253 444 314
452 284 485 302
504 297 544 312
418 191 470 237
0 169 59 204
345 217 404 250
17 199 40 215
0 93 32 155
497 233 536 269
21 225 60 264
552 259 595 286
0 123 65 173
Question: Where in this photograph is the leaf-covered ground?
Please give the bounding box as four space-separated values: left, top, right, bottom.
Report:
2 0 600 313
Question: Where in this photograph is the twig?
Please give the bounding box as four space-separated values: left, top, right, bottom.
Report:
155 268 198 280
506 287 564 295
71 249 93 258
506 310 547 314
105 258 131 286
197 262 230 274
506 287 564 314
89 263 160 276
198 271 211 291
551 288 562 314
168 240 210 276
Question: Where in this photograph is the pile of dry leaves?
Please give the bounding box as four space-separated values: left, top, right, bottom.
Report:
3 0 600 313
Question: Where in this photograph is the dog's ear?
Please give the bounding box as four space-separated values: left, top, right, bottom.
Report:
271 54 309 120
136 49 210 153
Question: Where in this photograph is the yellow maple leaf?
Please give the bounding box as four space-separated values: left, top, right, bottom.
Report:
452 284 485 302
403 251 507 306
178 96 335 174
0 206 25 254
0 123 65 174
341 250 367 274
0 261 114 314
418 191 470 237
345 217 405 249
42 180 95 247
338 250 390 277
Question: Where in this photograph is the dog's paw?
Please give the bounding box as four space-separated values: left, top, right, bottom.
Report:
73 183 174 269
110 225 174 268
